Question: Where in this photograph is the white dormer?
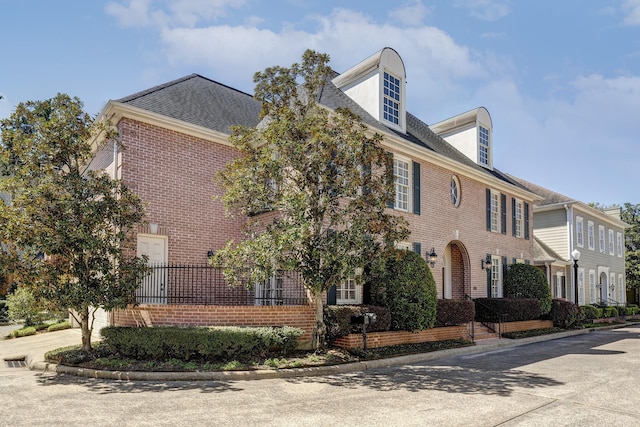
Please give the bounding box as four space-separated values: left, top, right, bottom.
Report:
430 107 494 170
332 47 407 133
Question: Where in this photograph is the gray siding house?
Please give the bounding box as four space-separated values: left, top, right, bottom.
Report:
508 175 628 306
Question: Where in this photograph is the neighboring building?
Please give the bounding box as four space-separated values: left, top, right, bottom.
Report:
90 47 540 340
507 175 629 306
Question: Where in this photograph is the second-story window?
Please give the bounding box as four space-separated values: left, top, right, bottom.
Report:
588 221 595 250
576 216 584 247
599 225 605 253
383 71 401 125
490 190 500 232
608 229 614 255
479 125 490 166
513 198 523 238
617 232 623 257
393 157 410 211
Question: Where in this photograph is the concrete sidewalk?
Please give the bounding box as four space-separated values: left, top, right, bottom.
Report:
0 324 617 381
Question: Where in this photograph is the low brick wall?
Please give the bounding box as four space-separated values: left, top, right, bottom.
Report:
112 304 317 349
333 325 469 350
486 319 554 333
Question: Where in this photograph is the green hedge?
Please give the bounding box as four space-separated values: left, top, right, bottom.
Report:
436 299 475 327
324 305 391 344
47 320 71 332
9 326 37 338
474 298 541 322
100 326 303 361
550 299 584 329
503 263 552 315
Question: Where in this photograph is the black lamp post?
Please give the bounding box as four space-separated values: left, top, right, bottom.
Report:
572 249 581 305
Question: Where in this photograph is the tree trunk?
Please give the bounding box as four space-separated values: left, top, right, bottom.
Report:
311 289 326 352
79 305 93 352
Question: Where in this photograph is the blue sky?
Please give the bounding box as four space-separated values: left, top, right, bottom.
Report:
1 0 639 206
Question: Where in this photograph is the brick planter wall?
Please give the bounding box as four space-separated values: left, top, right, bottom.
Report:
112 304 317 349
486 319 554 334
333 325 469 350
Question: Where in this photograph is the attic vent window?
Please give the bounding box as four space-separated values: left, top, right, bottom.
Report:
383 72 400 125
479 125 490 166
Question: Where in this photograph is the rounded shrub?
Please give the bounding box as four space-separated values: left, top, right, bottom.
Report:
368 249 437 331
550 299 584 329
580 305 600 321
503 263 552 315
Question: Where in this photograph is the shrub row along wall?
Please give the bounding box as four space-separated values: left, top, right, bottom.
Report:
112 304 316 349
483 320 553 334
333 325 469 349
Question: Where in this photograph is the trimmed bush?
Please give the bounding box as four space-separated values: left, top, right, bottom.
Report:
604 306 619 318
324 305 391 344
580 305 600 321
474 298 541 322
47 320 71 332
627 305 639 316
9 326 37 338
436 299 475 327
550 299 584 329
6 287 43 326
100 326 303 362
503 263 552 315
368 249 437 331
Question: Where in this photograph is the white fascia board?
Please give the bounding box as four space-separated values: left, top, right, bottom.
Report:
96 101 232 149
371 127 542 202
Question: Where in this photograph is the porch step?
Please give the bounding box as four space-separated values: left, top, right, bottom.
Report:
473 323 499 341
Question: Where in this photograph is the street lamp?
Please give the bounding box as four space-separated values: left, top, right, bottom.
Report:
572 249 581 305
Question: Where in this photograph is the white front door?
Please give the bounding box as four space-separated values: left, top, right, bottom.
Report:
137 234 168 304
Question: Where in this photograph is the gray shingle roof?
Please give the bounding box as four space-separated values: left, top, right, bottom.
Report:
116 74 262 134
115 72 516 188
505 174 575 206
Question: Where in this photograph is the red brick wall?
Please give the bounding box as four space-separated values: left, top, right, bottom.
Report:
112 304 317 349
333 325 469 349
117 119 246 264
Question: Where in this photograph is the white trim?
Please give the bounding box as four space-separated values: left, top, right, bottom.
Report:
576 216 584 248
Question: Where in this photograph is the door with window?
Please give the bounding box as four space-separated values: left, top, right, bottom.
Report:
137 234 168 304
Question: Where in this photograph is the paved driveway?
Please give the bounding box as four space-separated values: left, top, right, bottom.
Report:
2 325 640 426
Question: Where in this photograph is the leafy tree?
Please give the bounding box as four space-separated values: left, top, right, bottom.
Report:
369 249 437 331
503 263 552 314
6 286 43 326
214 50 410 350
0 94 149 351
621 203 640 291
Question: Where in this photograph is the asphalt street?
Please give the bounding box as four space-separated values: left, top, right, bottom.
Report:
1 324 639 426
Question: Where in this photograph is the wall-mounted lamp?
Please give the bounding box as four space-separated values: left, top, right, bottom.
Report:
428 247 438 268
481 254 493 271
207 250 214 258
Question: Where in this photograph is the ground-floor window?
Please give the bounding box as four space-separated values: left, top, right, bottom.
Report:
255 273 284 306
490 255 502 298
336 277 361 305
554 273 566 299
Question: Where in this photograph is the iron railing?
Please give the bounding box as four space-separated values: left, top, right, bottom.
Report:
136 264 309 306
468 294 506 338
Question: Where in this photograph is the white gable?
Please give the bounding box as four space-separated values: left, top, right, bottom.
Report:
332 47 407 133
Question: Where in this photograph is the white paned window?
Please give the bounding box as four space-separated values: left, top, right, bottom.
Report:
578 269 585 305
589 270 596 304
617 232 623 257
479 126 490 166
555 273 566 299
490 255 502 298
514 199 524 238
336 277 360 305
383 71 401 125
599 225 605 253
255 273 284 306
396 242 412 251
588 221 595 250
490 190 500 233
576 216 584 248
393 157 410 211
608 229 614 255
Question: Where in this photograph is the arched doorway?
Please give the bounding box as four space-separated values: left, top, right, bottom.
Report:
443 241 469 300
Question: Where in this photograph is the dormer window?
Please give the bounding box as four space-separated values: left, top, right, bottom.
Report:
383 71 401 125
479 125 490 166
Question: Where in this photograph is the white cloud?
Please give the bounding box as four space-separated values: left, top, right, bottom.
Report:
105 0 245 28
622 0 640 25
453 0 510 21
387 1 430 27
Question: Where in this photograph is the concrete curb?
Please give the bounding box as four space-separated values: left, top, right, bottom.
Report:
25 325 631 382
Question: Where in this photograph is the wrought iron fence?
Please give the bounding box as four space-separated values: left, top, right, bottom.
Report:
136 264 309 306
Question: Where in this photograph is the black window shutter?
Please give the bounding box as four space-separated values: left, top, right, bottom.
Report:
524 202 530 240
413 242 422 257
511 197 517 237
413 161 420 215
501 193 507 234
486 188 492 231
525 259 530 265
386 152 394 209
512 257 517 264
327 285 337 305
